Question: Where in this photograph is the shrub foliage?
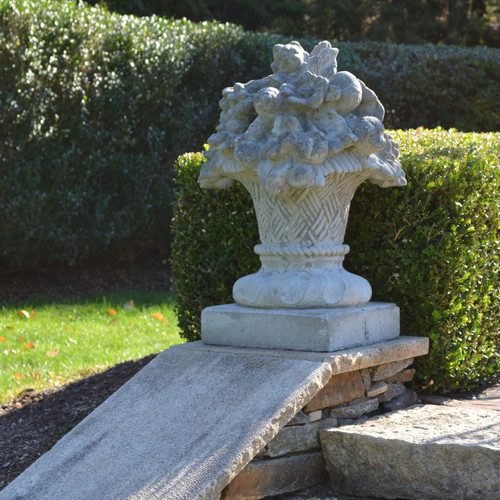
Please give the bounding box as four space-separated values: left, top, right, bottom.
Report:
171 130 499 393
1 0 498 266
0 0 281 266
171 152 259 342
336 42 500 133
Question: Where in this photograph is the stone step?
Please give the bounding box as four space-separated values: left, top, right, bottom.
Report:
320 404 500 500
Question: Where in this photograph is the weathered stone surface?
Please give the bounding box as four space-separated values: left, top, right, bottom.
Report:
178 336 429 375
0 348 332 500
336 416 369 426
325 397 379 419
419 393 500 411
320 405 500 500
371 358 414 381
366 381 387 398
266 425 320 458
360 369 371 391
286 410 311 426
267 482 339 500
221 452 328 499
381 388 417 412
377 381 406 402
322 338 425 374
303 371 365 412
201 303 400 352
306 410 322 422
265 418 338 458
383 367 415 383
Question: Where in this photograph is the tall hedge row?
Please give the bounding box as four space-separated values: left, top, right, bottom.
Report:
1 0 499 267
171 129 499 393
0 0 279 266
336 41 500 133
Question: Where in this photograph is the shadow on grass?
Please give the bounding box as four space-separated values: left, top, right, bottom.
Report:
0 290 177 309
0 257 172 306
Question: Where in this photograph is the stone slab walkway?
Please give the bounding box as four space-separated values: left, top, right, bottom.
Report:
419 382 500 411
321 404 500 500
0 347 332 500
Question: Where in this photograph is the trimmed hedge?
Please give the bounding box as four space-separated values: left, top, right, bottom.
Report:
336 41 500 133
85 0 500 49
171 151 259 341
0 0 282 266
171 129 499 393
1 0 499 266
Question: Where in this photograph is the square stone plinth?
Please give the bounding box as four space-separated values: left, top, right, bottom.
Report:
201 302 400 352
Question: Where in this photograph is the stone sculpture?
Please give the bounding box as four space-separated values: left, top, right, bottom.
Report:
199 40 406 309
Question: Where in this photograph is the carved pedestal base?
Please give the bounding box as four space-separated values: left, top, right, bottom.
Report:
233 252 372 309
201 302 400 352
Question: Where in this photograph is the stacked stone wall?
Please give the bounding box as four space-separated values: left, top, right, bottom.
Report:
223 357 419 499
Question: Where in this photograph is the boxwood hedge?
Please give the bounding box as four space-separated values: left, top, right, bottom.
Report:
171 129 499 393
1 0 499 267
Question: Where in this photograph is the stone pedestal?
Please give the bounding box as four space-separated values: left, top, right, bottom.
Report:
202 302 399 352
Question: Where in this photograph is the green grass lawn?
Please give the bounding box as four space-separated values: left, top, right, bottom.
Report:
0 291 184 404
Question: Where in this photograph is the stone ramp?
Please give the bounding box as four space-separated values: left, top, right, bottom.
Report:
0 347 332 500
320 404 500 500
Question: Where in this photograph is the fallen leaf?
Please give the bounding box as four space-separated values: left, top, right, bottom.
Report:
108 318 117 325
65 326 69 331
152 312 165 321
24 342 34 349
69 315 77 321
18 336 24 342
46 350 59 357
31 371 40 380
0 336 7 342
14 402 22 408
6 325 13 329
17 310 29 319
124 300 134 311
107 309 117 316
29 311 36 319
14 373 23 380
